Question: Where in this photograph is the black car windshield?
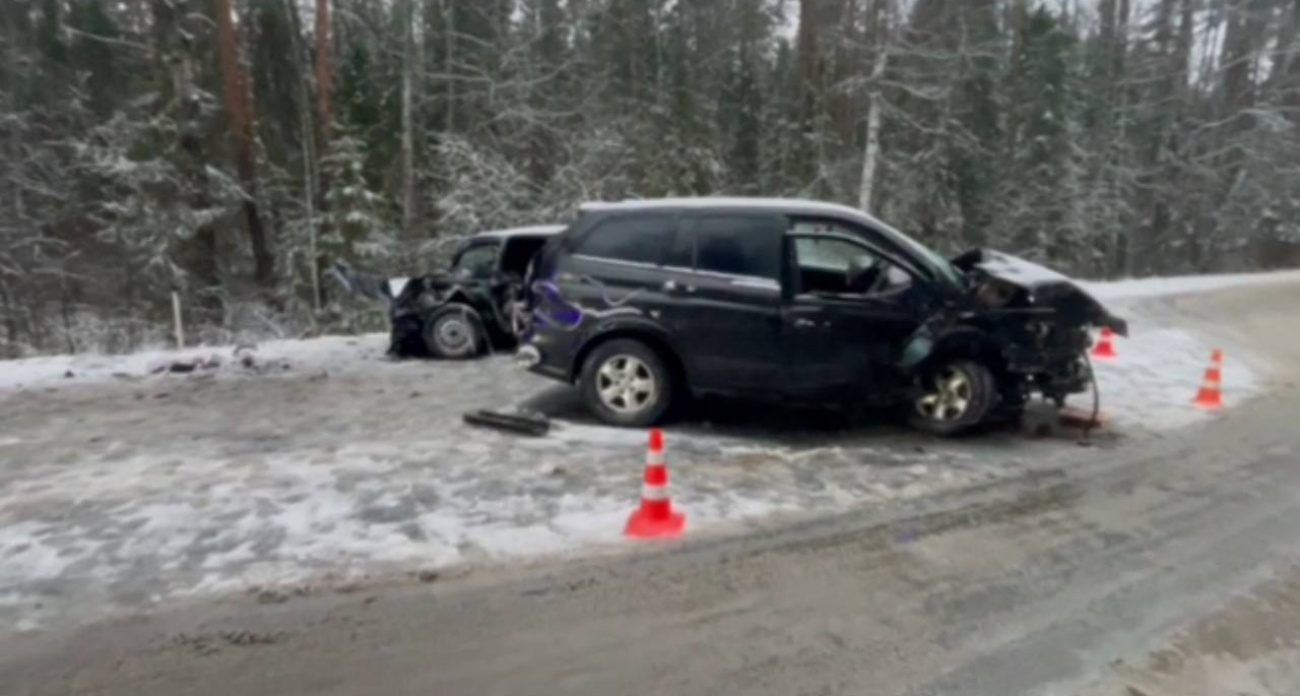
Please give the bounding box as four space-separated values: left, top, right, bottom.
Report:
870 220 966 290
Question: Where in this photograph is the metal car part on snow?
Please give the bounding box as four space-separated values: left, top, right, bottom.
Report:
523 197 1127 434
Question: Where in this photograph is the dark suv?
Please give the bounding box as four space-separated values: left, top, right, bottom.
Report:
521 198 1126 435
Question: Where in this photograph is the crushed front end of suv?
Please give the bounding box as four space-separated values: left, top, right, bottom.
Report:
521 198 1126 435
334 225 563 359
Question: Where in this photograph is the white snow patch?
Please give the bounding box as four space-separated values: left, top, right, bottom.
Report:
0 334 392 392
1083 269 1300 302
0 524 78 580
1091 326 1256 430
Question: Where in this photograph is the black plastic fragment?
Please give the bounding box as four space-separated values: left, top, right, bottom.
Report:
463 409 550 437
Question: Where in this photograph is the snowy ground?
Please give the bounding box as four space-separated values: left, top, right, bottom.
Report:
0 271 1288 633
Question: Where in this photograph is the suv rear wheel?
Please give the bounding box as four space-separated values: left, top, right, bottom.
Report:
580 339 673 427
908 359 997 436
423 305 485 359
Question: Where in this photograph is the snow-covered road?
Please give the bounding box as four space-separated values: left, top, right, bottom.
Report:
0 271 1293 633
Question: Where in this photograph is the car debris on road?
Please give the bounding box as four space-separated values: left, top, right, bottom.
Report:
462 409 551 437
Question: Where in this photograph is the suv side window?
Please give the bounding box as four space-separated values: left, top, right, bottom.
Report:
791 235 914 297
573 214 674 265
692 215 783 280
452 243 499 276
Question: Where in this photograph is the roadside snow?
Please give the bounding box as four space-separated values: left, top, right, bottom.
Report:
0 334 391 392
1090 326 1255 431
1083 269 1300 301
1078 269 1290 430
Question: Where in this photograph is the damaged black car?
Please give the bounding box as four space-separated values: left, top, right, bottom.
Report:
521 198 1127 435
335 225 563 358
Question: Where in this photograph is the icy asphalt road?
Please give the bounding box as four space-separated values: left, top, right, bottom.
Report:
0 273 1269 634
2 277 1300 695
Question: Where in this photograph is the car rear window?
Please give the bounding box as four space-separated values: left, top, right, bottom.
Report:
573 214 673 265
692 215 783 280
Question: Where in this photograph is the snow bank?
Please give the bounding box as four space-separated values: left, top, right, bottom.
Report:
1083 269 1300 302
0 334 391 392
1090 326 1255 431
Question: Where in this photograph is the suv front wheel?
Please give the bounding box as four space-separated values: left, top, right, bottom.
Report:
907 359 997 436
580 339 673 427
423 305 486 359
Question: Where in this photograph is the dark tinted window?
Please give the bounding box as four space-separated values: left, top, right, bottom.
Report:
574 214 673 265
663 227 694 268
452 243 499 276
499 235 550 276
693 215 783 280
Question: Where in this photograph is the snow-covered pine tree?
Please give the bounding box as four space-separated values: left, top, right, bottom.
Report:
320 129 395 267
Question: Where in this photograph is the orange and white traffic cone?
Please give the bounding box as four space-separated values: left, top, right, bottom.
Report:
1092 327 1118 360
625 429 685 539
1192 349 1224 410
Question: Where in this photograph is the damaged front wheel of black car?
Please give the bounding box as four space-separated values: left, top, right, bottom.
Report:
907 360 998 436
423 306 486 359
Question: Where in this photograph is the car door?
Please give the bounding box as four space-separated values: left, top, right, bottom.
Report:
782 233 924 398
549 211 678 331
665 213 785 393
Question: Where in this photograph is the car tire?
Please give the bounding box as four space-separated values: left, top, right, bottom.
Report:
422 305 486 360
580 338 673 428
907 359 998 436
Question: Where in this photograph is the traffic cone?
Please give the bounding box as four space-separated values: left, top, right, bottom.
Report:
1193 349 1224 410
625 429 686 539
1092 327 1118 360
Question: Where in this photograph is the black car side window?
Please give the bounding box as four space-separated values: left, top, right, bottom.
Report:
452 243 499 276
662 225 694 269
573 214 673 265
791 235 913 298
693 215 783 280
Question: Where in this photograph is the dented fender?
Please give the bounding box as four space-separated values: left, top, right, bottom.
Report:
899 321 990 372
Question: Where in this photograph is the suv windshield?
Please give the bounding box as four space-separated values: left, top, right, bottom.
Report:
870 222 966 290
792 218 965 291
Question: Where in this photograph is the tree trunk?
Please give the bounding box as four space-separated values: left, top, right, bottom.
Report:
857 1 892 212
4 4 23 220
288 0 321 311
214 0 275 286
315 0 331 150
857 53 888 212
443 0 455 133
794 0 832 191
0 278 18 358
401 0 421 236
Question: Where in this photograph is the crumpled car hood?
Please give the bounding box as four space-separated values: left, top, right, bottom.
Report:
952 249 1128 336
